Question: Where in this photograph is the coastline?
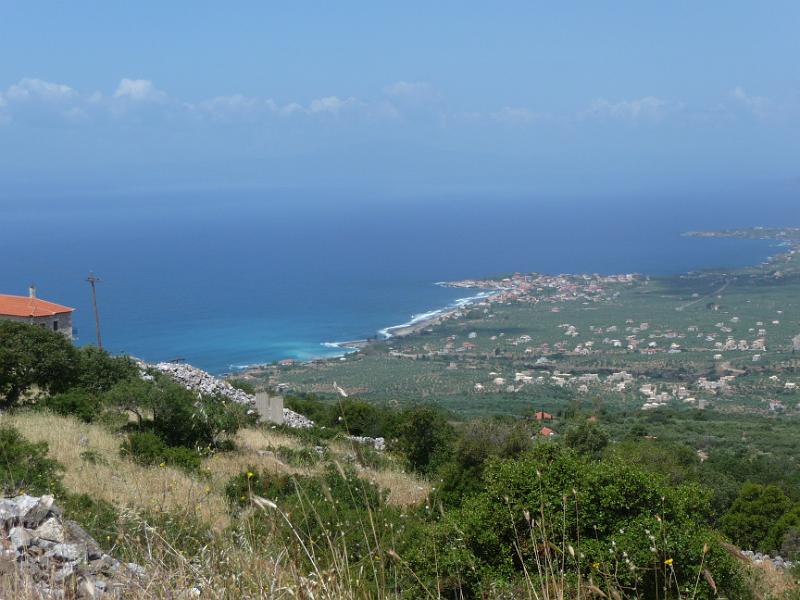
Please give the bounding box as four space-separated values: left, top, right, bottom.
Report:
231 228 798 379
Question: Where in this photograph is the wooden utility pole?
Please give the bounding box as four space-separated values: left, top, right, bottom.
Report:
86 272 103 349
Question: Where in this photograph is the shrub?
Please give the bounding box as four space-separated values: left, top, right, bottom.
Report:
121 431 202 473
61 493 119 552
421 446 745 598
564 420 609 458
40 389 103 423
720 482 792 550
121 431 169 466
0 426 64 496
163 446 202 473
227 378 256 395
392 404 454 473
225 467 295 508
437 420 533 506
151 385 252 449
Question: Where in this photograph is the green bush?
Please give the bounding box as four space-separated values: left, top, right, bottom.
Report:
274 445 326 467
228 378 256 395
392 404 454 473
40 389 103 423
61 493 119 552
564 420 609 458
0 426 64 496
720 482 793 550
224 466 295 508
120 431 201 473
121 431 169 466
163 446 202 473
417 445 745 599
151 385 252 449
437 420 533 506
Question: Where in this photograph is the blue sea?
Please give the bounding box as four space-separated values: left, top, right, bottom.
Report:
0 189 793 373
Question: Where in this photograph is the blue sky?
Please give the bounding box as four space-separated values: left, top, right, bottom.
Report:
1 2 799 198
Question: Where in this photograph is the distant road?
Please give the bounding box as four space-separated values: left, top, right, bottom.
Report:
675 278 733 312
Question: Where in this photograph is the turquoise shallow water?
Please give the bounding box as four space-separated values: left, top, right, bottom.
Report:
0 191 787 373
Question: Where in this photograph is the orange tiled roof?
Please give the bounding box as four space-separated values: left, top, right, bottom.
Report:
0 294 74 317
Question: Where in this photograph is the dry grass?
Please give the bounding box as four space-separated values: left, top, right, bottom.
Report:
2 412 231 530
359 467 429 506
746 560 800 600
2 413 428 533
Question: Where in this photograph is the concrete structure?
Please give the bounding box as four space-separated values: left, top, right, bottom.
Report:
254 391 284 425
0 286 74 338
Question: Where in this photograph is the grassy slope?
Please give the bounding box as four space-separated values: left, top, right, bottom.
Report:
2 412 429 532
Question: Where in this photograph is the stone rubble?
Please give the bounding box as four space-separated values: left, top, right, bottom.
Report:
142 360 315 429
741 549 796 570
140 361 385 444
0 494 144 598
347 436 386 451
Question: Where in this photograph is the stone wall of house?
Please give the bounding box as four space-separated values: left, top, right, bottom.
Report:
0 313 73 339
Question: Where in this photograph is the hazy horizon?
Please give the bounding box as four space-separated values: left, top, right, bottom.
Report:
2 2 800 199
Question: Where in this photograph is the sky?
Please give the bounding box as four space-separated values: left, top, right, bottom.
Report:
1 2 799 199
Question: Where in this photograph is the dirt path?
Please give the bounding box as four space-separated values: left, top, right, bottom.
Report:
675 278 732 312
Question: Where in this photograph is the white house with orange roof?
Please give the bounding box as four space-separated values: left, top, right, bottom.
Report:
0 286 74 338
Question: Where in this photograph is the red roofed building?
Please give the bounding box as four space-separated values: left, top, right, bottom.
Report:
534 411 553 421
538 426 556 437
0 286 74 338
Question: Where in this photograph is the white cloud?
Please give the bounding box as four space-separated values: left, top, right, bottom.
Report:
5 78 75 102
490 106 546 125
113 78 167 102
197 94 279 115
586 96 681 121
384 81 435 98
309 96 360 115
732 86 771 118
383 81 442 111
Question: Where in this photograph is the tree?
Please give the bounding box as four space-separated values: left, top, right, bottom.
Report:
0 321 78 408
393 405 454 473
720 482 792 550
764 504 800 556
565 421 609 458
74 346 138 394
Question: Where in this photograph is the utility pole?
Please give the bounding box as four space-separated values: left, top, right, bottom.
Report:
86 272 103 349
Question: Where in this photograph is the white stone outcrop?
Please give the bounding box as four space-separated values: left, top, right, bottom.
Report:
0 494 144 598
145 361 315 429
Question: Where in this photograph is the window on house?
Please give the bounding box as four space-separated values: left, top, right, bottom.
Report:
53 320 59 331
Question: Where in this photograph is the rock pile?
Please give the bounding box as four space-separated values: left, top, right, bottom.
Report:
150 361 314 429
0 494 144 598
154 362 254 405
347 436 386 451
742 550 796 570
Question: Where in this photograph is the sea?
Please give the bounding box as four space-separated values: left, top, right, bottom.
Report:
1 189 794 374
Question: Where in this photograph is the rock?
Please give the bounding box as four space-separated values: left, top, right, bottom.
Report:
8 526 32 549
53 562 76 583
22 494 57 527
48 543 86 562
77 577 98 599
125 562 147 578
37 516 66 542
145 359 317 429
65 520 103 560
